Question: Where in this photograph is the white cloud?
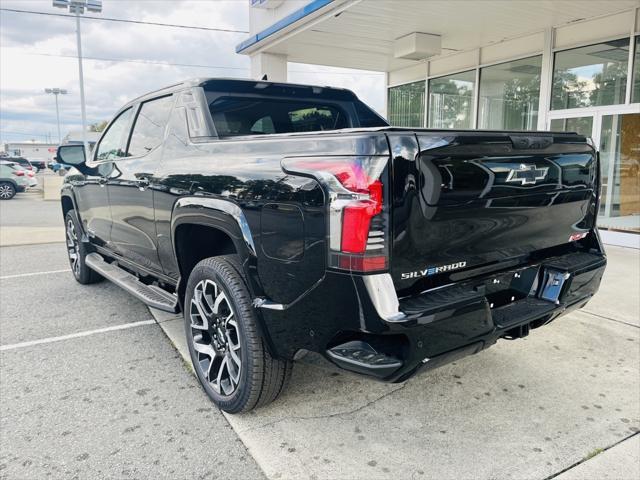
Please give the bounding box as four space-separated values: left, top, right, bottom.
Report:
0 0 385 144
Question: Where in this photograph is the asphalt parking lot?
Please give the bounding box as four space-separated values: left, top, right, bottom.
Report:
1 196 639 480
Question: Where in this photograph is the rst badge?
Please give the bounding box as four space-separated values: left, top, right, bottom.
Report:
506 163 549 185
401 261 467 280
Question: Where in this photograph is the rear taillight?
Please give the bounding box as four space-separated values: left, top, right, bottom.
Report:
27 171 35 177
12 170 25 176
283 156 389 273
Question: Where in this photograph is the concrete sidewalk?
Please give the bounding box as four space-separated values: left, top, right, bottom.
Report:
553 434 639 480
154 245 640 480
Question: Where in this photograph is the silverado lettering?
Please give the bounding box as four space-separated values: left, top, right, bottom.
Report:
401 261 467 279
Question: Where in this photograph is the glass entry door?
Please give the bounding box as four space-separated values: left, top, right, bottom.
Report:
598 113 640 232
549 109 640 233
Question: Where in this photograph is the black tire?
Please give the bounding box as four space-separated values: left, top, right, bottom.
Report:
0 182 16 200
65 210 102 285
184 255 292 413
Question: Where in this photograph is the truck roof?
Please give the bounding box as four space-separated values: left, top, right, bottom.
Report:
127 77 357 106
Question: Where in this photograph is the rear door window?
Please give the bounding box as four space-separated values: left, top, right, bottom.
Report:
209 97 348 136
127 95 174 157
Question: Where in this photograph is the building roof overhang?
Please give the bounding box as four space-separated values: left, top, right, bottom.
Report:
236 0 639 73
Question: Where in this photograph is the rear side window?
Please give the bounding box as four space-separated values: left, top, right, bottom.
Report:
209 97 348 137
95 108 133 162
355 100 388 127
127 95 174 157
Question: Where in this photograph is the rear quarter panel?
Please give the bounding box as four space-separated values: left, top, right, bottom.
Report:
155 111 389 304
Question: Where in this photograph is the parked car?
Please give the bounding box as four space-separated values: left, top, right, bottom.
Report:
0 162 31 199
49 160 70 174
57 78 607 413
4 156 36 172
1 161 38 187
30 159 48 170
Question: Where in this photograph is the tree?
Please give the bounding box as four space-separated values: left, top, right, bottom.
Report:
90 121 108 132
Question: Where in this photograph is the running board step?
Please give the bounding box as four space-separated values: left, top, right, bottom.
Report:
85 253 179 313
327 341 402 379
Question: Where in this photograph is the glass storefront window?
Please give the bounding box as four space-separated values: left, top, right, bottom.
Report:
428 70 475 129
633 36 640 104
388 81 425 127
552 39 630 110
478 56 542 130
598 113 640 232
550 117 594 137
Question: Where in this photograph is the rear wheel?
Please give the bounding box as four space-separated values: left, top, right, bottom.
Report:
0 182 16 200
184 255 292 413
65 210 102 284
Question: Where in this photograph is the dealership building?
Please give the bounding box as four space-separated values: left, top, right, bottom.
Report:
238 0 640 247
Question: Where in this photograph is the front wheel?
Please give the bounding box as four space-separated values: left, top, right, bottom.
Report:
184 255 292 413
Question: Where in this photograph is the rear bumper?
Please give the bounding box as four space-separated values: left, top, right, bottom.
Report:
258 247 606 382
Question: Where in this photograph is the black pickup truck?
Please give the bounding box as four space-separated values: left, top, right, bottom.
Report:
58 78 606 413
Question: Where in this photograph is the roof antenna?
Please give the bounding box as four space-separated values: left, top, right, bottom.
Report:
261 74 268 81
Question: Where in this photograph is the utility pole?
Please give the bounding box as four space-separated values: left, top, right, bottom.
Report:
44 88 68 144
53 0 102 157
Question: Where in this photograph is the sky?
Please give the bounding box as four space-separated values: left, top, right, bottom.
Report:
0 0 385 145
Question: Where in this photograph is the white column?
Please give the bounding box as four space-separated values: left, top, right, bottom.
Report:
537 27 554 131
250 52 288 82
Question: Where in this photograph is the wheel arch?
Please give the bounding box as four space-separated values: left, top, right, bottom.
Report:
61 194 75 219
0 178 18 188
170 197 262 302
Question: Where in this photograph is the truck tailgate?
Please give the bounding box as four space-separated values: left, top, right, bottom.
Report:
387 131 598 294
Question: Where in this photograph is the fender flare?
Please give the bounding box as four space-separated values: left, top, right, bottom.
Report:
170 196 262 296
60 185 89 242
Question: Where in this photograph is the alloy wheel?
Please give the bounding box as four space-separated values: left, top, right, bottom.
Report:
0 184 14 199
66 218 80 277
189 279 242 396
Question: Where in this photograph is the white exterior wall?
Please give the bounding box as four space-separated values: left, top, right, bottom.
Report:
3 142 58 162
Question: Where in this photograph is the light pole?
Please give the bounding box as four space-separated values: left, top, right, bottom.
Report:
44 88 68 144
52 0 102 158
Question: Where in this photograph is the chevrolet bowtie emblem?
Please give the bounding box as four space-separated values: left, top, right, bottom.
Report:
506 163 549 185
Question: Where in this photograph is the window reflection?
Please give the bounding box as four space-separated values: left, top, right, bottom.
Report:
388 81 426 127
552 39 629 110
478 56 542 130
428 70 475 129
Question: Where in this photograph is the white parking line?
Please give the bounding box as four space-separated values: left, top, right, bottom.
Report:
0 319 157 352
0 269 71 280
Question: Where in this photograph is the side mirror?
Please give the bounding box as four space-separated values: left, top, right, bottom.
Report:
56 145 86 166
